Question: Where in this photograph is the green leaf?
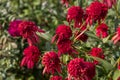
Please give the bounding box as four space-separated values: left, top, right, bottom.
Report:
86 31 101 41
113 70 120 80
93 57 113 72
102 35 111 43
37 31 52 41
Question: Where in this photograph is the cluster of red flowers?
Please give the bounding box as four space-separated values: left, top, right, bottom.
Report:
52 25 78 56
8 0 120 80
8 20 44 46
8 20 44 69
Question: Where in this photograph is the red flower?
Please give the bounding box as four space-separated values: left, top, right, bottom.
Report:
112 26 120 44
57 39 78 56
89 48 105 64
102 0 116 8
52 25 72 43
118 77 120 80
21 46 40 69
67 6 84 28
18 21 44 46
42 51 61 74
96 23 108 38
8 20 22 37
86 1 108 25
61 0 69 7
67 58 95 80
50 76 62 80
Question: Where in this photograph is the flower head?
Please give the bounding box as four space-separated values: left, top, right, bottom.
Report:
67 58 95 80
112 26 120 44
18 21 44 45
89 48 105 64
52 25 72 43
8 20 22 37
67 6 84 28
86 1 108 25
57 39 78 56
50 76 62 80
96 23 108 38
42 51 61 74
21 46 40 69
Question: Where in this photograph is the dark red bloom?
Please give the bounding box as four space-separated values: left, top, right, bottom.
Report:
61 0 69 7
102 0 116 8
67 6 84 28
18 21 44 46
57 39 78 56
89 48 104 59
21 46 40 69
50 76 62 80
89 48 105 64
67 58 95 80
96 23 108 38
42 51 61 74
8 20 22 37
118 77 120 80
112 26 120 44
86 1 108 25
52 25 72 43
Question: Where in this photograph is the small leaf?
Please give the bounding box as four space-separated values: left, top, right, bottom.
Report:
37 32 52 41
93 57 113 72
113 70 120 80
63 21 69 26
86 31 101 41
102 35 111 43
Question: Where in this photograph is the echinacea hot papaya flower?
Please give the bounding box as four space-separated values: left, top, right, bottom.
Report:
42 51 61 74
52 24 72 43
67 6 84 28
67 58 95 80
50 76 63 80
57 39 78 56
89 48 105 64
8 20 22 37
86 1 108 25
96 23 108 38
21 46 40 69
18 21 44 46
